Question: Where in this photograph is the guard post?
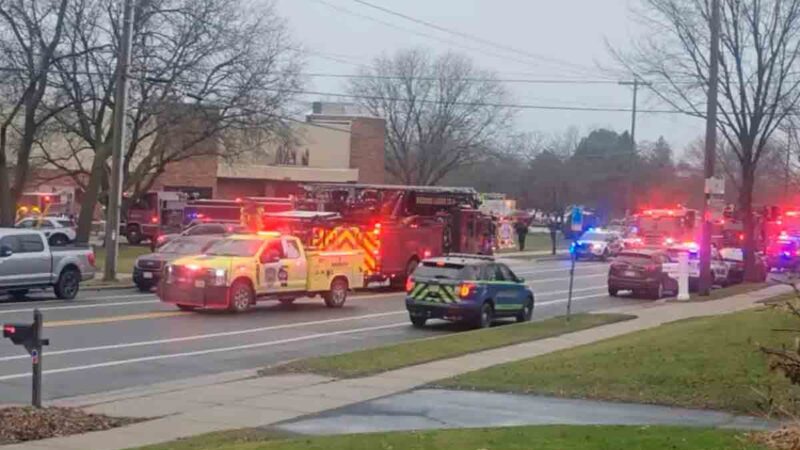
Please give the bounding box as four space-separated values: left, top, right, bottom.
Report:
3 309 49 407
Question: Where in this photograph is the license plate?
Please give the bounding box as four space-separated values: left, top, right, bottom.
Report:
143 272 153 279
194 280 205 288
624 270 637 277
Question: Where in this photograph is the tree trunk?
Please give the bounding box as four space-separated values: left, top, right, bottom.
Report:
0 126 15 226
75 145 110 244
550 226 557 255
740 160 758 282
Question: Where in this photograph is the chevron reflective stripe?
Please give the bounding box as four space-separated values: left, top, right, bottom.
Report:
319 226 378 273
409 283 458 304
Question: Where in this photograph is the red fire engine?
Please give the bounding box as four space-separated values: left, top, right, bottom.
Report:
124 192 293 245
300 184 493 285
634 207 699 247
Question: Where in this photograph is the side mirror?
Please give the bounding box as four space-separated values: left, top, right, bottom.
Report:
0 245 13 258
516 276 526 284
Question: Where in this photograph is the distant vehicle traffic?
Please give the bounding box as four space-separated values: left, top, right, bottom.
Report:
608 249 677 299
0 229 95 300
634 208 698 247
572 229 623 261
16 216 76 246
765 234 800 272
405 254 534 329
152 222 246 251
134 236 222 292
158 232 364 312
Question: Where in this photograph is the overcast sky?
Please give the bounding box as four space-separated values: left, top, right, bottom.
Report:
273 0 705 156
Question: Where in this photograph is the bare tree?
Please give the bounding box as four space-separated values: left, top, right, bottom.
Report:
348 49 514 186
0 0 70 225
616 0 800 280
45 0 302 242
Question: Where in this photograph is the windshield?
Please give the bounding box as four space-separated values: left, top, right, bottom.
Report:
580 232 609 241
639 216 684 234
414 262 476 280
160 238 214 255
204 239 263 257
719 248 743 261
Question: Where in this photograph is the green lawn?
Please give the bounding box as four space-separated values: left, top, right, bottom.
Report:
134 425 766 450
260 313 633 379
93 244 150 275
687 282 771 302
440 307 800 416
497 233 563 254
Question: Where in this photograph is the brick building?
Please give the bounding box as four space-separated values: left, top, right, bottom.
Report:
152 102 386 199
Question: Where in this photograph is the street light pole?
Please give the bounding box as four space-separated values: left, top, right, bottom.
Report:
619 78 651 213
103 0 135 281
699 0 721 296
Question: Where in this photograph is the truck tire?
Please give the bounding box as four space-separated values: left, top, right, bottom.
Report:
177 304 197 312
608 286 619 297
126 226 142 245
54 267 80 300
410 315 427 328
279 298 296 305
135 281 153 293
49 234 69 246
324 278 348 308
228 280 253 313
9 290 28 301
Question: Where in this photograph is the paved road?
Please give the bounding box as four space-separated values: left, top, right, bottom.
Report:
0 257 642 404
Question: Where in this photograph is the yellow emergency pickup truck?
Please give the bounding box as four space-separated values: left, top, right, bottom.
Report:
158 232 364 312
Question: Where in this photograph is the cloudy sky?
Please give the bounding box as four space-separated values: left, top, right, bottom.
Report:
273 0 705 156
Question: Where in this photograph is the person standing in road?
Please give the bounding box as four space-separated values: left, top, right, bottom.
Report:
514 217 529 251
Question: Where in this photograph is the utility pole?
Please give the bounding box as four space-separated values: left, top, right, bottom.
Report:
786 130 793 200
699 0 721 296
619 78 651 213
103 0 135 281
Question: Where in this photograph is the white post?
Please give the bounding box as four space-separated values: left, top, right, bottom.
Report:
678 251 690 301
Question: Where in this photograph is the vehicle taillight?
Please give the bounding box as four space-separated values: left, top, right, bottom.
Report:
405 276 415 293
88 252 96 267
157 235 166 243
458 283 476 298
645 263 659 272
150 216 159 224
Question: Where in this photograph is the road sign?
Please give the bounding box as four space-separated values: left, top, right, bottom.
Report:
570 207 583 233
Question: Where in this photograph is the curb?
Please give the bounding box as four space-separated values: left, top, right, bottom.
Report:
84 284 137 292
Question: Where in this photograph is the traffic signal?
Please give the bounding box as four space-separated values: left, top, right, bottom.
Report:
3 323 34 346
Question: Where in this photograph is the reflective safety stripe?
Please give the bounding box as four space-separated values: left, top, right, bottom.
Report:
409 282 458 304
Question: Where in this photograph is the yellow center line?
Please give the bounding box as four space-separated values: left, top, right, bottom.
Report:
45 311 190 328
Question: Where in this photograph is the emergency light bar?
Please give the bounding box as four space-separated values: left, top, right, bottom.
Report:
445 253 495 261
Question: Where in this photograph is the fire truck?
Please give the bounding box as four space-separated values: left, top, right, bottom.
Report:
299 184 493 286
123 192 293 245
634 207 699 247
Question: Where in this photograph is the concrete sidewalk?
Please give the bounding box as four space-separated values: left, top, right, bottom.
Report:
5 284 792 450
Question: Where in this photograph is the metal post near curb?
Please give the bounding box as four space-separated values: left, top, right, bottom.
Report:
32 309 43 408
566 240 576 322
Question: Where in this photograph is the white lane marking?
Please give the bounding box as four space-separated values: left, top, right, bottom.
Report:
528 274 606 283
0 311 407 362
0 323 409 381
0 286 607 362
516 265 608 275
536 293 610 306
0 292 402 316
535 286 607 298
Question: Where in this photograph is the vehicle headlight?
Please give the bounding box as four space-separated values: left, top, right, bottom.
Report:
209 268 227 286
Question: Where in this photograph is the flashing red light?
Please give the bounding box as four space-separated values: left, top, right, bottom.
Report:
373 223 381 236
777 220 784 225
88 252 96 267
3 324 15 335
719 219 725 225
405 276 415 293
42 195 51 203
187 264 200 271
788 211 800 217
235 197 243 203
423 250 432 258
150 216 159 224
739 233 745 240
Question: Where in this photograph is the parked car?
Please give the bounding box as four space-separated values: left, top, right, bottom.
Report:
152 222 246 251
572 229 624 261
0 228 95 300
16 216 77 246
608 249 677 299
134 235 221 292
406 254 534 329
719 247 768 284
766 238 800 272
665 245 730 289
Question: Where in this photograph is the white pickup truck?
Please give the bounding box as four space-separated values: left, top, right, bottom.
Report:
0 228 96 300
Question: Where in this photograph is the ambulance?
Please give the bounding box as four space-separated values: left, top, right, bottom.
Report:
158 232 364 312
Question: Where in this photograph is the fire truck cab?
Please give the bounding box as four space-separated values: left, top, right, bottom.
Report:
301 184 493 286
124 191 187 245
635 207 699 248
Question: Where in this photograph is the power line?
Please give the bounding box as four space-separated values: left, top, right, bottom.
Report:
305 0 605 80
351 0 601 78
301 72 622 85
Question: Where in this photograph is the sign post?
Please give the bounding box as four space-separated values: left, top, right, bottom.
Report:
3 309 49 407
566 207 583 322
677 251 690 301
